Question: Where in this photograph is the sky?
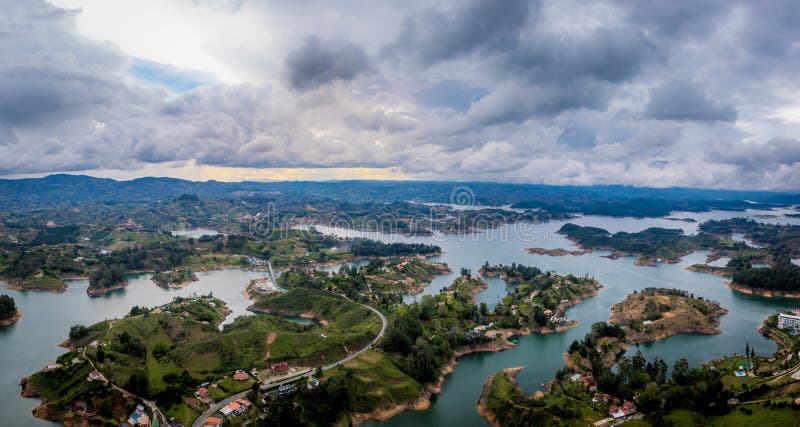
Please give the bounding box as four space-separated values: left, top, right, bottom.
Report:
1 0 800 190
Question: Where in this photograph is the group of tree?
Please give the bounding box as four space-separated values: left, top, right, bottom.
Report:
349 239 440 257
481 262 543 281
89 241 195 290
0 294 17 320
732 258 800 292
558 223 712 261
380 305 454 383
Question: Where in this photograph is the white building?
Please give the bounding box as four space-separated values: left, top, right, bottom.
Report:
778 313 800 329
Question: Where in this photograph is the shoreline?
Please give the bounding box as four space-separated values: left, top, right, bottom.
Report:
684 265 734 277
5 281 67 294
350 328 530 425
476 367 525 427
608 292 729 345
725 281 800 299
0 308 23 326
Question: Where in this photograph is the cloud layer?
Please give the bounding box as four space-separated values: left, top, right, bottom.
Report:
1 0 800 190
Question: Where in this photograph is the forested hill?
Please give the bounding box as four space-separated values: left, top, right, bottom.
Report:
1 174 798 213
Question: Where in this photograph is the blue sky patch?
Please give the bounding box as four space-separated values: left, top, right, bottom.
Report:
129 58 214 92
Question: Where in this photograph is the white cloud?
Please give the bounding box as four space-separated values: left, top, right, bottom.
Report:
0 0 794 190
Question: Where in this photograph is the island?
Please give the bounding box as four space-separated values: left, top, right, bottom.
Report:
483 263 603 333
358 258 452 294
0 294 22 326
609 288 728 344
523 247 591 256
555 223 713 265
151 269 198 288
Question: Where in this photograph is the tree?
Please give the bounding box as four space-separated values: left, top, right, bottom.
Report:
0 294 17 320
69 324 89 340
745 342 750 358
672 358 690 386
479 302 488 316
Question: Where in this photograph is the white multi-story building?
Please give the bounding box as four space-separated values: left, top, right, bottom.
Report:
778 313 800 329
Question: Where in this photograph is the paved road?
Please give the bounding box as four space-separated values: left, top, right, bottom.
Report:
192 295 387 427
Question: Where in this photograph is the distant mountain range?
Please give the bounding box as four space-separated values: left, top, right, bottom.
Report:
0 174 798 216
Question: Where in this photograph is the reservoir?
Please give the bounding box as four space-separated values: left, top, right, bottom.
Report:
3 209 799 426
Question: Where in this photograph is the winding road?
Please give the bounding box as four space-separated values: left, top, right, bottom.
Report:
191 295 387 427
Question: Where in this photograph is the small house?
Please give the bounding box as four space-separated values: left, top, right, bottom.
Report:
233 370 249 381
195 387 210 399
43 363 62 372
86 370 105 382
202 416 223 427
270 362 290 373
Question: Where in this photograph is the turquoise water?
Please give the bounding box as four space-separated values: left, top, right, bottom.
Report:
3 209 800 426
310 212 800 427
1 269 265 426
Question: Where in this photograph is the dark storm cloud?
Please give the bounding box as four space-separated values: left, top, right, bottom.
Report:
415 79 488 112
0 0 131 127
3 0 800 190
708 138 800 167
615 0 729 39
506 26 657 84
388 0 535 65
285 36 370 90
645 80 736 122
464 80 612 127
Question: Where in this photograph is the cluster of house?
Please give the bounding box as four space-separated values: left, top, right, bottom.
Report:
125 405 151 427
472 323 498 340
522 290 540 303
117 218 144 232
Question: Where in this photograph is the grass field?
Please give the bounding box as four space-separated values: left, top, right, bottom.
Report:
325 350 423 413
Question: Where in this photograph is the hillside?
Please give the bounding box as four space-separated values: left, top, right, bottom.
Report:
609 288 728 344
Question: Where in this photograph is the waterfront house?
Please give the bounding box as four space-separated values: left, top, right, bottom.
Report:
778 313 800 329
43 362 62 372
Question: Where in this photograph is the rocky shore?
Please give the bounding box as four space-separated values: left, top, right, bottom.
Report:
0 308 23 326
